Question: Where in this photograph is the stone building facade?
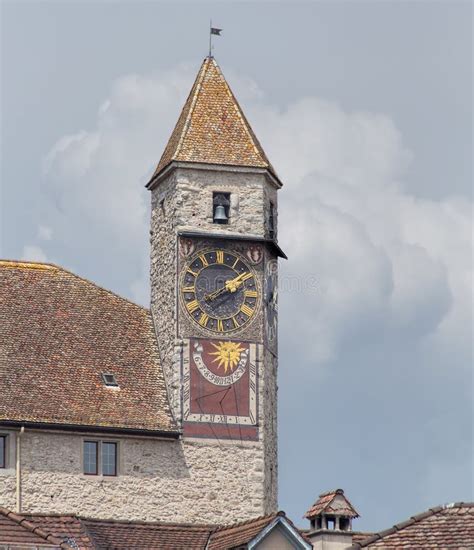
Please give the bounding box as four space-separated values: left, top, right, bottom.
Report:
0 56 283 524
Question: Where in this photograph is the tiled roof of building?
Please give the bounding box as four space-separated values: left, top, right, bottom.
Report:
207 513 278 550
1 511 310 549
82 518 213 549
0 260 177 434
25 514 95 549
351 532 375 543
148 56 280 186
352 502 474 549
11 513 213 550
0 508 71 548
305 489 359 519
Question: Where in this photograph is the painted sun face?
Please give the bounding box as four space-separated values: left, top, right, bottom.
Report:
180 249 260 333
209 341 246 374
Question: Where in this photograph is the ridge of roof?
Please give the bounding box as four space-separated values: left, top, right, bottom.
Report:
318 489 344 498
0 258 148 312
81 516 216 529
148 56 281 187
0 507 72 548
351 502 474 548
0 259 58 270
210 511 282 535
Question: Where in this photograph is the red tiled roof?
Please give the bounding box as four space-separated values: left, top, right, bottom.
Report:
0 508 71 548
207 513 278 550
352 502 474 549
25 515 95 549
305 489 359 519
1 510 311 550
0 260 177 434
352 532 375 544
148 56 280 186
82 518 213 550
17 513 213 549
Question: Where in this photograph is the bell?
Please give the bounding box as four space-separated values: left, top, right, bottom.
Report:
213 204 228 223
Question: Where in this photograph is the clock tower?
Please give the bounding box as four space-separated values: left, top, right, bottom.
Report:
147 56 283 522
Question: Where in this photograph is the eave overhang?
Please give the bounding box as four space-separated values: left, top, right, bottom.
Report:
0 420 181 439
146 160 283 191
178 230 287 259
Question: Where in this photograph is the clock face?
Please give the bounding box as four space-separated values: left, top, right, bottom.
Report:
180 249 261 334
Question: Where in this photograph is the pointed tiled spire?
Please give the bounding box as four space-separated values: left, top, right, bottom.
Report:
148 57 279 185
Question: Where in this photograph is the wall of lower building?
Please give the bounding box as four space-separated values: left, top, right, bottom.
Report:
257 526 301 550
0 429 269 524
308 532 354 550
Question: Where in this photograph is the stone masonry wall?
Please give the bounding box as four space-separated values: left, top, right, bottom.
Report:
150 171 181 420
0 429 267 524
149 165 279 523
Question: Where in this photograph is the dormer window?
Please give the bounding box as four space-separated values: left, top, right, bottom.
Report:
213 193 230 224
102 373 119 387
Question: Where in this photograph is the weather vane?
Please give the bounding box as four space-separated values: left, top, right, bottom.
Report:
209 20 222 57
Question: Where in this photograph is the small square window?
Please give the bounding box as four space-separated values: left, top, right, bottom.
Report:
0 435 6 469
83 441 98 475
102 442 117 476
102 373 119 387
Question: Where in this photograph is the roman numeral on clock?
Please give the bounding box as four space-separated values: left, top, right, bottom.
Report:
240 304 254 317
217 319 224 332
244 290 258 298
182 286 195 293
199 254 209 267
216 250 224 264
186 300 200 313
199 312 210 327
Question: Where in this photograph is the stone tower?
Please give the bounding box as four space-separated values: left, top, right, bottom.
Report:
147 56 284 522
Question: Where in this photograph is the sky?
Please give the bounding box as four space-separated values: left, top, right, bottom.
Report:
1 0 472 532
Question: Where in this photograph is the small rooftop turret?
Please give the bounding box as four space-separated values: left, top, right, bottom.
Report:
305 489 359 549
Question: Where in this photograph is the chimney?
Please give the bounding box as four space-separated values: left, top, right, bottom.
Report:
304 489 359 549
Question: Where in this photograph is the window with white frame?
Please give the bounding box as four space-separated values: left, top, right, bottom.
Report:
83 440 117 476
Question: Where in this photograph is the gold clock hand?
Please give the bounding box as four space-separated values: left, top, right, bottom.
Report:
204 286 226 302
224 272 247 293
205 272 248 302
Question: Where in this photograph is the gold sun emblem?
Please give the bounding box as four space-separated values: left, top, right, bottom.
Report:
209 341 246 374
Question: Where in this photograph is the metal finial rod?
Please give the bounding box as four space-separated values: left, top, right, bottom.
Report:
209 19 212 57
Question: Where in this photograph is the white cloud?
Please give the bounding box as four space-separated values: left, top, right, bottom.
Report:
21 245 49 263
37 225 53 240
239 95 471 366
